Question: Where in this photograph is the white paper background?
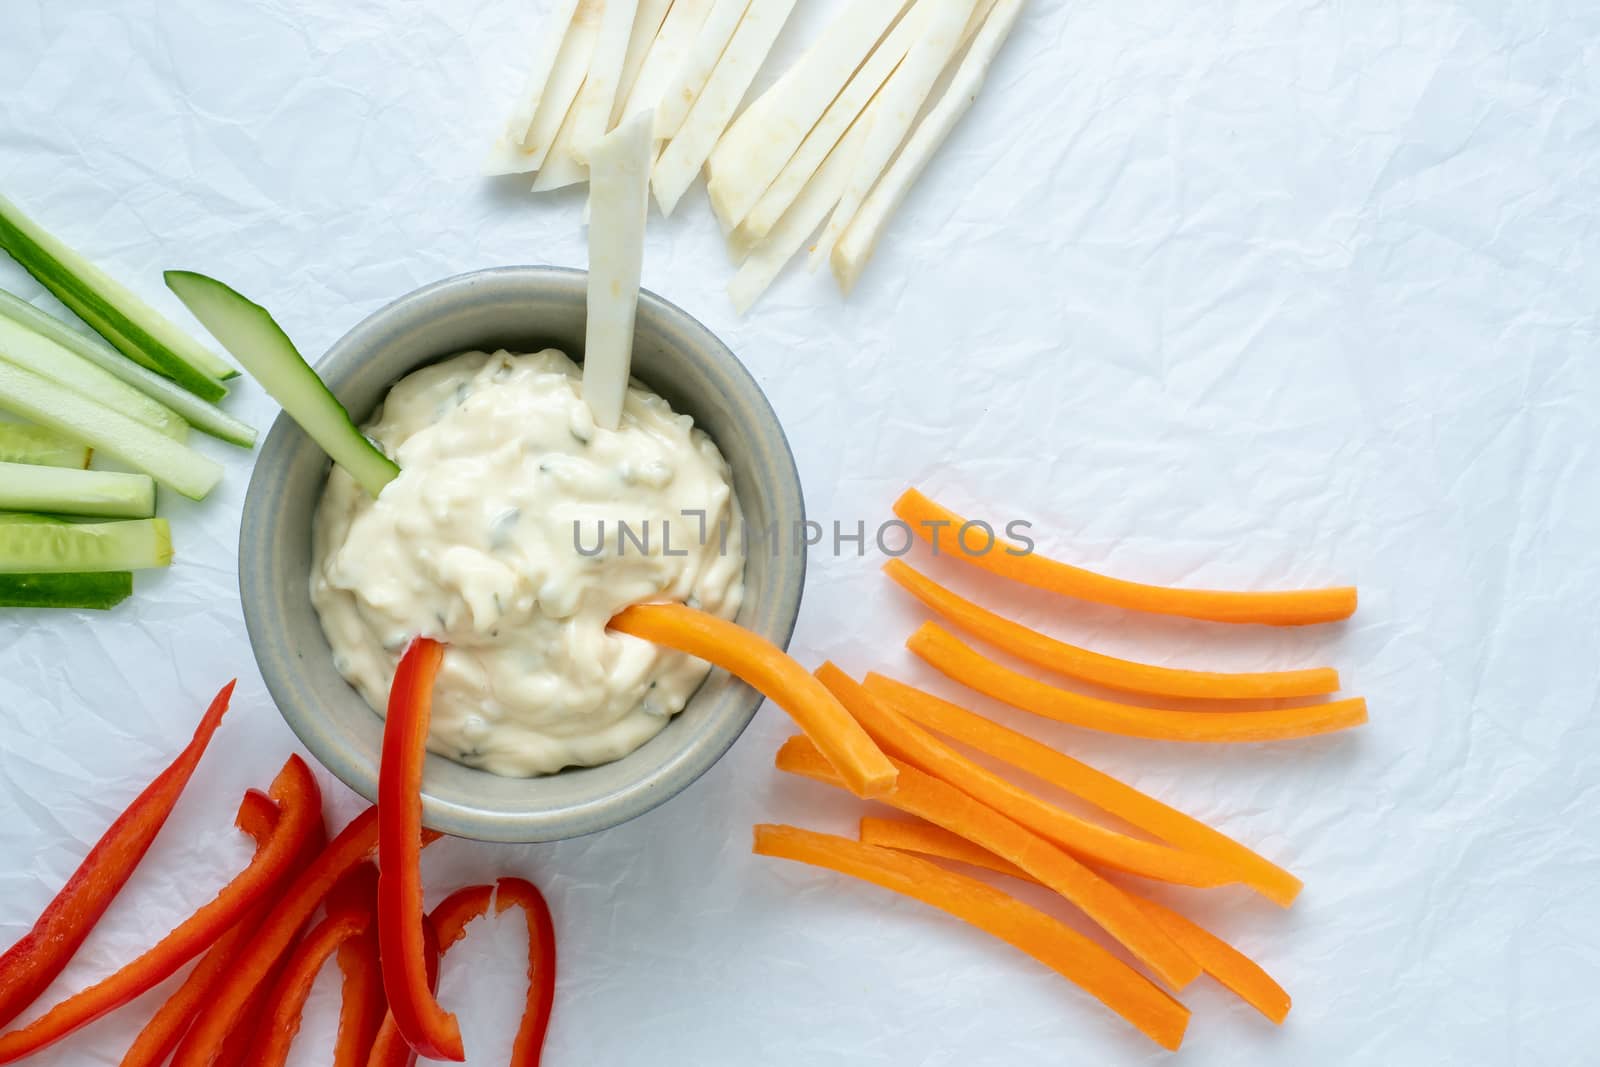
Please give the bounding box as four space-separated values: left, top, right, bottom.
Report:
3 0 1598 1062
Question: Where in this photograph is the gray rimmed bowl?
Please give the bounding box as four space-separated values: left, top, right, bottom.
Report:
240 266 805 842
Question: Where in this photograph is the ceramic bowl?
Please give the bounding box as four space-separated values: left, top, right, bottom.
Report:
239 266 804 841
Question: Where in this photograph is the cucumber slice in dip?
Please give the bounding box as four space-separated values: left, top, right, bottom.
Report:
0 193 235 399
0 571 133 609
0 516 171 573
165 270 400 498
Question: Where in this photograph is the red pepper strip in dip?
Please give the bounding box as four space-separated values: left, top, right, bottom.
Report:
171 807 442 1067
119 790 282 1067
0 754 321 1063
0 681 237 1030
247 865 380 1067
377 637 464 1061
366 920 440 1067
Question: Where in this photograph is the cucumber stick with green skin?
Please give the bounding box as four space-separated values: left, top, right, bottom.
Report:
0 314 187 441
0 193 235 400
0 512 101 526
0 461 155 518
0 289 257 447
0 516 171 572
0 422 90 468
166 270 400 498
0 571 133 609
0 359 222 499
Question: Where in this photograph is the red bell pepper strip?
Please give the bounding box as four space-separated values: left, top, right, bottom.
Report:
206 811 331 1067
119 790 282 1067
496 878 558 1066
435 880 557 1067
365 1013 413 1067
124 792 329 1067
366 919 440 1067
427 884 493 947
236 787 281 838
326 861 380 918
247 865 380 1067
0 681 236 1031
367 879 557 1067
171 807 441 1067
377 637 464 1061
334 924 386 1067
325 865 387 1067
0 753 321 1063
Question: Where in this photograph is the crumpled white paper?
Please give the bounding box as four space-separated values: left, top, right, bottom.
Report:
3 0 1599 1063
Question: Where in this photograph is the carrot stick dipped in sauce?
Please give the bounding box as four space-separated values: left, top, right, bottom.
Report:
611 603 896 797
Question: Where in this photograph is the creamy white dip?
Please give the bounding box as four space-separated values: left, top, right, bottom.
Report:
311 349 745 777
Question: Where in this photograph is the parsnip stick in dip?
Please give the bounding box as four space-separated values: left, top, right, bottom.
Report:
311 349 746 777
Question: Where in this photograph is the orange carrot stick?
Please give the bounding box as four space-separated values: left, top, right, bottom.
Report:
777 736 1200 991
910 623 1368 744
883 559 1340 700
893 488 1357 626
864 673 1302 907
858 817 1292 1023
814 663 1239 889
1130 898 1291 1025
609 603 895 797
860 816 1035 879
753 824 1190 1050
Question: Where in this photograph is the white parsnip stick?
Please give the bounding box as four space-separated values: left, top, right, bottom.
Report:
728 119 871 314
652 0 798 216
583 111 655 429
807 0 979 270
488 0 604 176
616 0 715 128
652 0 751 142
705 0 910 231
532 81 591 191
736 0 936 244
483 0 583 175
570 0 642 164
611 0 676 126
832 0 1025 292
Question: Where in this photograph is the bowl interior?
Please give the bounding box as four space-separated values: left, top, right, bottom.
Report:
240 267 804 842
